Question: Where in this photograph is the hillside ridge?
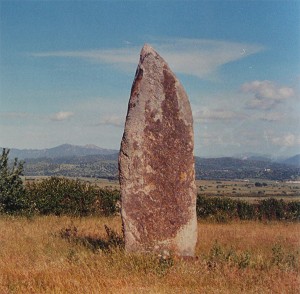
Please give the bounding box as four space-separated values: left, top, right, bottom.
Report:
2 145 299 180
1 144 118 159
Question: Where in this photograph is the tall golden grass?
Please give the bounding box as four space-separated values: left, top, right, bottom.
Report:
0 216 299 293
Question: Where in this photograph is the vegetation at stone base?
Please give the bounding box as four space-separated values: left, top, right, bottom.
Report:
196 195 300 222
1 148 299 292
0 148 27 214
0 216 299 293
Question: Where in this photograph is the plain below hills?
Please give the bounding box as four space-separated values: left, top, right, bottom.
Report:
2 144 299 181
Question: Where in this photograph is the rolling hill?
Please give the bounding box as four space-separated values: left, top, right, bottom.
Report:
1 144 118 159
282 154 300 167
2 144 299 180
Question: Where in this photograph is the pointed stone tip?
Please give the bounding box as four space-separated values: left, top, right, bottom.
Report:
140 43 157 57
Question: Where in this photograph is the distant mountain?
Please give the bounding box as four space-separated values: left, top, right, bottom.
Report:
2 145 299 180
24 154 119 179
282 154 300 167
234 153 300 166
20 153 300 181
2 144 118 160
234 152 272 162
241 155 272 162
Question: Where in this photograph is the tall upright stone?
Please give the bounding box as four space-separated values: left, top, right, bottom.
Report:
119 44 197 256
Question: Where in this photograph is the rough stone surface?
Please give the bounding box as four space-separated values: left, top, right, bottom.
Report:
119 44 197 256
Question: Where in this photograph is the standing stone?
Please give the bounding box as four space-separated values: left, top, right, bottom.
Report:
119 44 197 256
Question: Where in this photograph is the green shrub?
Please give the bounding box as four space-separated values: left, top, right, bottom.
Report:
0 149 27 214
25 177 121 217
26 177 97 216
286 201 300 221
196 194 300 221
258 198 286 220
206 241 252 269
197 195 238 222
97 188 120 216
271 243 298 270
236 201 255 220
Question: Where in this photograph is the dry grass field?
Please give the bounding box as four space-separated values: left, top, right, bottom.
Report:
0 216 299 293
197 180 300 201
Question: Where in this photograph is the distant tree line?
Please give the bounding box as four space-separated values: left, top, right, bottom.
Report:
196 195 299 222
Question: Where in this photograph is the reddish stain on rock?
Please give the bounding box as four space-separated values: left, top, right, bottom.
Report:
119 44 197 256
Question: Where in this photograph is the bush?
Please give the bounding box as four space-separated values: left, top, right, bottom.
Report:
0 149 27 214
26 177 97 216
256 198 300 221
25 177 121 217
196 194 300 222
197 195 238 222
97 188 120 216
286 201 300 221
236 201 255 220
258 198 286 220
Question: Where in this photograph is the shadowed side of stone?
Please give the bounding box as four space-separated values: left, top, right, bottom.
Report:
119 44 197 256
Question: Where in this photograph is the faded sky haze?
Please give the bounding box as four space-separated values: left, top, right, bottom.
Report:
0 0 299 157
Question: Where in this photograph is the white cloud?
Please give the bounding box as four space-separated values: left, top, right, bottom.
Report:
0 112 33 120
242 80 294 110
96 115 124 127
30 38 264 79
194 108 246 121
198 129 243 150
258 112 285 122
70 97 128 127
271 133 300 147
31 48 140 73
155 38 264 78
50 111 74 121
0 111 75 122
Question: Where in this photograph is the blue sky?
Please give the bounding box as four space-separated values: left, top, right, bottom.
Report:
0 0 299 157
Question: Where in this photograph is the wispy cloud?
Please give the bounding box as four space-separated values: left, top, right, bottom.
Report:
155 38 264 78
30 38 264 79
271 133 300 147
1 111 75 122
194 107 246 122
258 112 285 122
50 111 74 121
31 48 140 73
0 112 33 120
200 130 242 148
242 80 294 110
96 115 124 127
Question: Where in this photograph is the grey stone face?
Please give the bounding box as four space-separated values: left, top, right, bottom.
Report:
119 44 197 256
